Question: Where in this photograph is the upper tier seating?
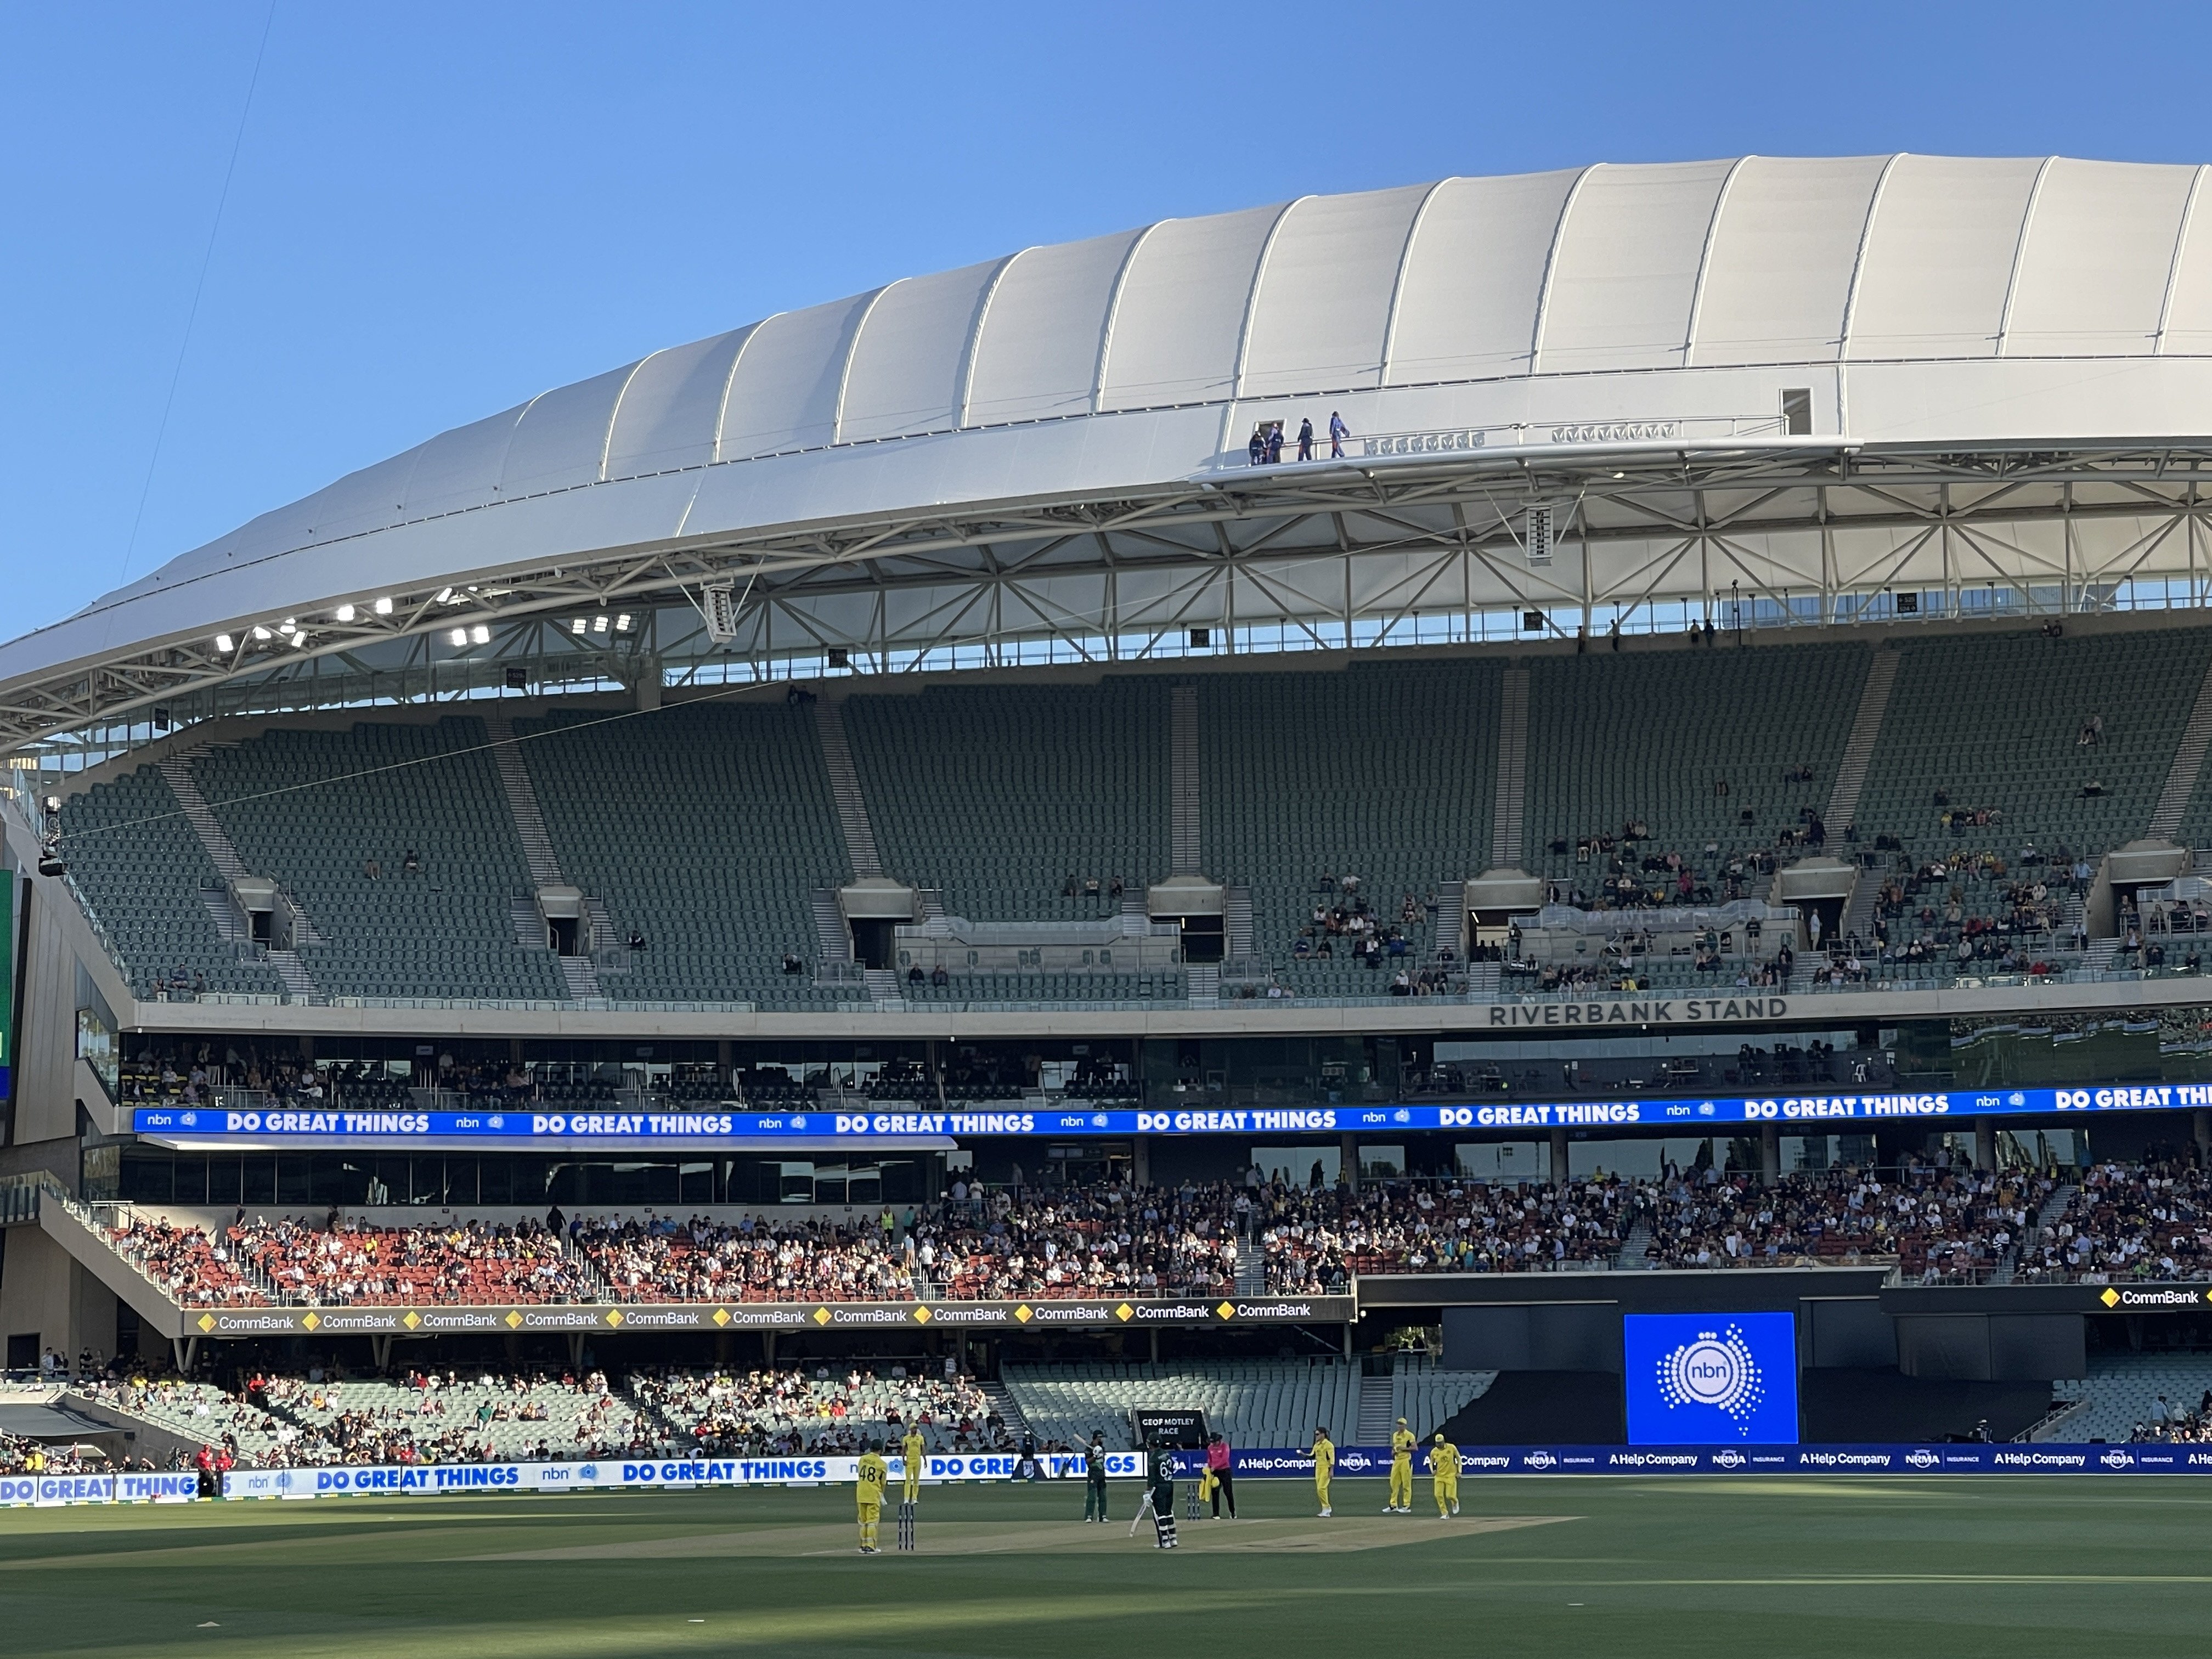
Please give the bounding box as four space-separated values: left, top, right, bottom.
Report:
845 681 1172 923
1202 658 1502 981
59 770 287 999
194 717 567 1002
1854 628 2212 858
516 701 857 1006
50 624 2212 1007
1524 640 1868 894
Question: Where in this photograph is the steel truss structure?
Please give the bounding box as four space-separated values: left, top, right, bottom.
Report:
15 438 2212 765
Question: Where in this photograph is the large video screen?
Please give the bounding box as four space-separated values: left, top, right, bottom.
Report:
1623 1312 1798 1444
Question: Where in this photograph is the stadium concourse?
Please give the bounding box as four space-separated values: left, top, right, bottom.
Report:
23 153 2212 1480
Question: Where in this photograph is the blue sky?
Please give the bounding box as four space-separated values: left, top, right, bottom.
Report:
4 2 2208 633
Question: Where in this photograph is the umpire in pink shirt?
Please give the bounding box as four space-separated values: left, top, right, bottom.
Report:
1205 1432 1237 1519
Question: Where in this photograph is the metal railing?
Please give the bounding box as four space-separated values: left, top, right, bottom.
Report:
0 1172 63 1227
1213 414 1793 471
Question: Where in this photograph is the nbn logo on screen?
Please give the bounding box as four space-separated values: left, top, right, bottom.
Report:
1624 1312 1799 1446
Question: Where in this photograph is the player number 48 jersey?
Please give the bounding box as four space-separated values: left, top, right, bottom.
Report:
856 1453 888 1502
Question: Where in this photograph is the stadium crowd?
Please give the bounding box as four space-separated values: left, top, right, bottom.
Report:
88 1154 2212 1316
582 1215 919 1303
0 1432 120 1476
1641 1163 2057 1278
53 1361 1014 1469
2021 1161 2212 1281
239 1216 586 1305
627 1364 1012 1456
1249 1176 1635 1287
104 1215 589 1307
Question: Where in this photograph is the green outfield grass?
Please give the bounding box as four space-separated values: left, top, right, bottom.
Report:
3 1474 2207 1657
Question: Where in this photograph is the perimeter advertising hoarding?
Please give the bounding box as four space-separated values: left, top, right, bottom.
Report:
178 1294 1355 1340
215 1452 1142 1502
1170 1443 2212 1478
1624 1312 1801 1445
20 1446 2212 1507
0 1471 198 1506
131 1082 2212 1147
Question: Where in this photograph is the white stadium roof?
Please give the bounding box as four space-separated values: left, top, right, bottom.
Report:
16 154 2212 755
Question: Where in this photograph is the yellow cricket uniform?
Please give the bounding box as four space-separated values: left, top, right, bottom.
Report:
1388 1426 1417 1509
1311 1433 1335 1513
900 1430 926 1502
855 1451 888 1550
1429 1440 1460 1515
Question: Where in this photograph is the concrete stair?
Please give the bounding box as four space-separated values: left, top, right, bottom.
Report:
1825 648 1900 836
814 699 883 880
1489 665 1528 868
483 712 597 997
2147 655 2212 840
811 888 853 965
1171 683 1202 874
1356 1375 1396 1444
161 746 320 998
1225 885 1254 958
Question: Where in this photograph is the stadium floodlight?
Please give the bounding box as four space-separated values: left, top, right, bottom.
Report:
614 613 633 632
335 603 356 623
213 634 234 653
702 580 741 643
470 624 490 645
251 625 272 641
592 615 608 634
373 595 394 616
448 627 469 647
571 618 589 634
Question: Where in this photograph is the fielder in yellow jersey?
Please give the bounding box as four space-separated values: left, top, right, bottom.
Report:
1429 1434 1460 1517
1387 1419 1417 1512
900 1427 926 1503
1311 1427 1335 1516
855 1442 888 1554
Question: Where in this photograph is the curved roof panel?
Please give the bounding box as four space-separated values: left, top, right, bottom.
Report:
1687 154 1886 366
2004 158 2198 357
1097 203 1281 410
1847 154 2044 359
1384 167 1579 385
603 327 752 480
1537 158 1735 373
838 258 1003 443
963 230 1139 425
720 294 873 458
21 154 2212 706
1238 183 1429 398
